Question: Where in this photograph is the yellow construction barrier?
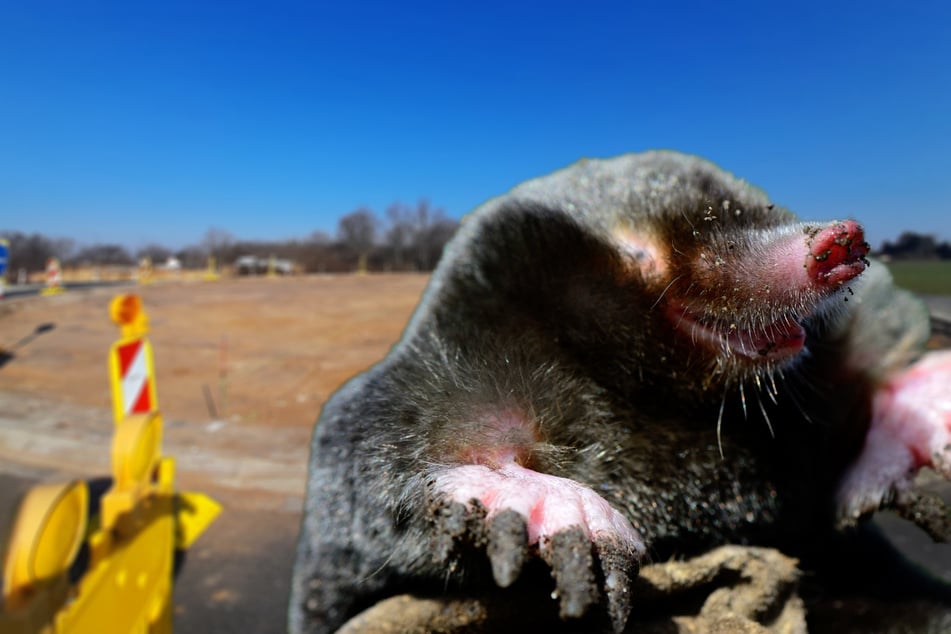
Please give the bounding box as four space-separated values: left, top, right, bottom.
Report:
203 256 219 282
1 294 220 633
138 257 154 286
39 258 65 296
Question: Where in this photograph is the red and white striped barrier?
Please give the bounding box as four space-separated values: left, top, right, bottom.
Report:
108 295 158 425
40 257 66 295
114 339 156 416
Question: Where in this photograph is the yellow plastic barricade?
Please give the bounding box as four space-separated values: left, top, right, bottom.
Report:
1 294 220 633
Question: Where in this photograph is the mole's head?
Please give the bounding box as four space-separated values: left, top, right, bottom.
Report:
427 152 870 405
600 156 870 396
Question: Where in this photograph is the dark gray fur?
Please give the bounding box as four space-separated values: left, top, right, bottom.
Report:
288 151 931 632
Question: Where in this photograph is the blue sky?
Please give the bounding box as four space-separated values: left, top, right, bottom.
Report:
1 1 949 250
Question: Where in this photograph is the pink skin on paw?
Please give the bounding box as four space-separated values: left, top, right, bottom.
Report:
433 461 645 555
836 350 951 520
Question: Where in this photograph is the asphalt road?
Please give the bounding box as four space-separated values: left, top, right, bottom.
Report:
1 279 134 300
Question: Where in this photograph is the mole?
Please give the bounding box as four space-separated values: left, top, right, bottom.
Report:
288 150 951 633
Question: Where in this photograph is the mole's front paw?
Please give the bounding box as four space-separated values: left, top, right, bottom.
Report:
837 350 951 523
430 463 644 631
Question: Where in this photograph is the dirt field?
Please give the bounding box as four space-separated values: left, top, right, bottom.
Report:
1 274 427 425
1 275 950 633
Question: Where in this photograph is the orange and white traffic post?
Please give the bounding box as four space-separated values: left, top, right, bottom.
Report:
108 294 159 426
40 257 66 295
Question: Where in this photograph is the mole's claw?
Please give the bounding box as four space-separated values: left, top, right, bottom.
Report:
433 500 487 562
487 509 528 587
542 527 600 619
596 536 639 633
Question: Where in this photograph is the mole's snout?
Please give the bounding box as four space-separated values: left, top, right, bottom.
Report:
807 220 869 286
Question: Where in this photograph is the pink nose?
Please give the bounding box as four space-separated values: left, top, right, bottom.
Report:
807 220 870 286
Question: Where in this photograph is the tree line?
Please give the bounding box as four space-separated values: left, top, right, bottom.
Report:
875 232 951 260
1 200 460 277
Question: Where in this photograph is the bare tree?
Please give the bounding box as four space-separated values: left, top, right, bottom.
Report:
410 199 458 270
384 203 413 270
878 232 949 260
0 232 75 276
338 208 378 272
175 246 208 269
136 243 173 264
338 208 377 251
70 243 134 266
201 227 236 260
415 216 458 270
379 200 458 271
309 230 332 245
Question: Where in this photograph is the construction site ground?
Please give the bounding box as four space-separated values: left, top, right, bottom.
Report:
1 274 950 633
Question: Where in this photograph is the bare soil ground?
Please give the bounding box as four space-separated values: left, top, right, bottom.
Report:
1 274 427 427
